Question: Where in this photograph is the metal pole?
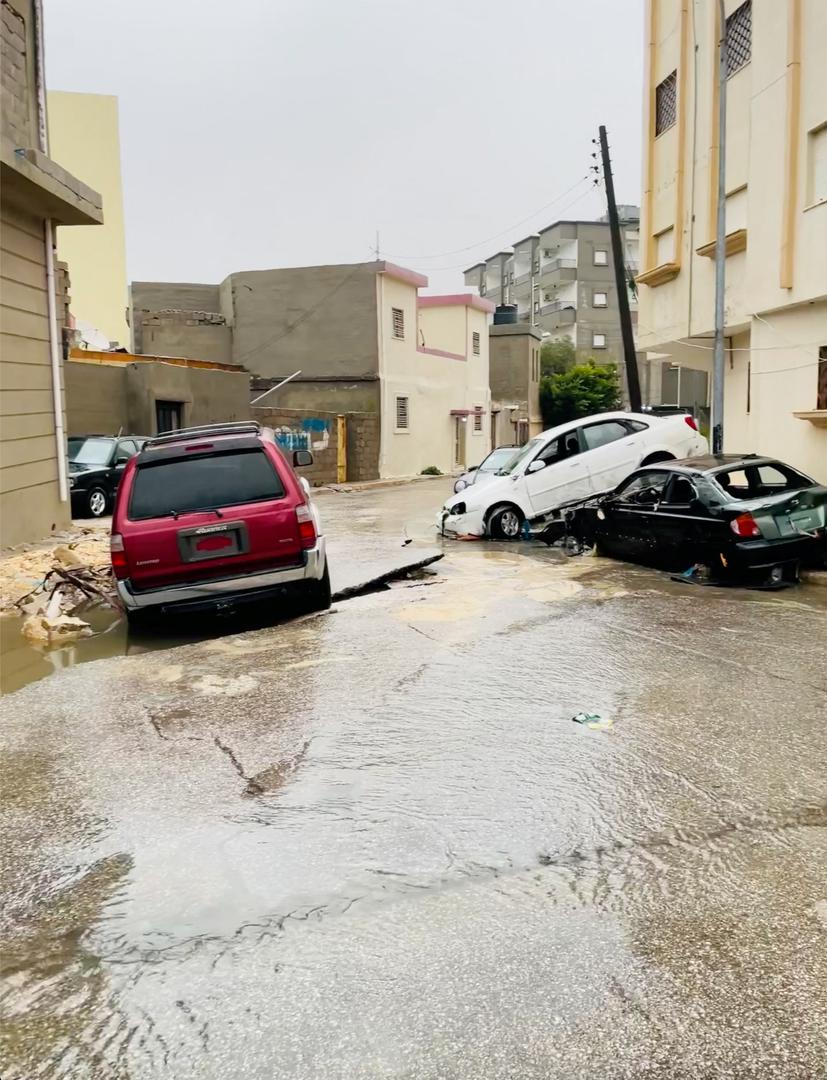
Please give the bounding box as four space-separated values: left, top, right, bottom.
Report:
712 0 728 454
249 370 302 406
597 126 642 412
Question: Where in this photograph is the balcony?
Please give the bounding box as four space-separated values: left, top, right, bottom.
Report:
540 258 577 284
536 300 576 327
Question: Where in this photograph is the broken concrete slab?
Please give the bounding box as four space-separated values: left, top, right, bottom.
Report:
330 550 444 602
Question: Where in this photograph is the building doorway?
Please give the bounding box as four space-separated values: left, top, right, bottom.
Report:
453 416 467 469
155 400 183 433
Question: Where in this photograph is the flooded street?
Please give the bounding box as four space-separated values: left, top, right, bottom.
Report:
1 479 826 1079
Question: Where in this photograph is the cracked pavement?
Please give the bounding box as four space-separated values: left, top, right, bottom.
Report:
1 479 826 1079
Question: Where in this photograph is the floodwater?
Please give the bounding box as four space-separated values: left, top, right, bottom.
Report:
1 479 826 1078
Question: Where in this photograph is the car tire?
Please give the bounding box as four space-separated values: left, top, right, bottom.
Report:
488 505 524 540
640 452 675 466
86 486 109 518
298 563 332 614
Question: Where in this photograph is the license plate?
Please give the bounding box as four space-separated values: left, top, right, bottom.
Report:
177 520 250 563
789 509 821 533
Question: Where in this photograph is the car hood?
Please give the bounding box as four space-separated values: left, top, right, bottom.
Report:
68 462 105 476
445 474 516 512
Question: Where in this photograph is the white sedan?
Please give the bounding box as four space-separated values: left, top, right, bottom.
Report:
438 411 708 539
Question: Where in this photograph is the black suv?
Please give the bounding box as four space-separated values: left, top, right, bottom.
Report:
68 435 147 518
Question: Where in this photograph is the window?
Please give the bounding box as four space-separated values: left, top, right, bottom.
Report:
69 437 116 466
725 1 751 78
472 331 481 355
593 291 608 308
818 346 827 410
655 71 677 135
115 440 137 465
473 408 483 433
808 126 827 207
391 307 405 340
662 476 698 505
156 400 183 433
581 420 629 451
615 470 671 504
715 462 811 499
592 333 607 349
594 249 609 266
395 395 409 430
537 432 581 466
129 449 284 521
533 301 540 313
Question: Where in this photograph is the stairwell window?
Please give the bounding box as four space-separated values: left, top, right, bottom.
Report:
594 249 609 266
392 307 405 340
593 291 608 308
655 71 677 136
473 408 483 433
472 331 481 355
725 1 751 78
592 333 607 349
395 396 410 431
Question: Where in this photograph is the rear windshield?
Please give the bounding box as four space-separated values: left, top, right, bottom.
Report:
129 448 285 520
714 462 812 500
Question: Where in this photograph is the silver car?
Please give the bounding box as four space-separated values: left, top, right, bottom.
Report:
453 445 519 494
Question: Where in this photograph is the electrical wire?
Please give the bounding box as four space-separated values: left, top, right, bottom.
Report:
379 175 591 262
233 255 376 368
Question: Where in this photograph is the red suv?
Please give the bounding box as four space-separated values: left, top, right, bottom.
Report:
110 421 330 623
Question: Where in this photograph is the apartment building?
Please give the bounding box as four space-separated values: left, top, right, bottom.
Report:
47 91 129 347
131 262 493 478
1 0 103 547
463 209 641 371
637 0 826 480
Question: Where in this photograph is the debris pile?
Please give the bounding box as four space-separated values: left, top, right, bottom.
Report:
3 532 116 645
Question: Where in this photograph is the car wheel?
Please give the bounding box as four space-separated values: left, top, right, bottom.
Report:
86 486 109 517
298 564 332 614
640 452 675 466
488 505 524 540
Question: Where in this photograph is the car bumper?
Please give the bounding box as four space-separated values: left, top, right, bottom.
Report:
436 507 486 538
117 539 327 613
729 533 823 571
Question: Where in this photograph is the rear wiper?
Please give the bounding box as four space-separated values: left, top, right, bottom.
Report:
167 507 224 520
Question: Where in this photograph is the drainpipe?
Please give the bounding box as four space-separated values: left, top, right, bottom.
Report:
32 0 68 503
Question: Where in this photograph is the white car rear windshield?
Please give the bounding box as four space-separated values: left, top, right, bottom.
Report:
129 448 285 520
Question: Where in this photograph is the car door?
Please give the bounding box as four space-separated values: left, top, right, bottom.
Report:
523 430 591 515
578 419 644 493
111 440 137 499
646 474 712 569
595 469 672 563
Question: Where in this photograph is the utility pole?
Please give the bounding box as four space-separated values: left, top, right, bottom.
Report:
597 125 642 412
712 0 728 454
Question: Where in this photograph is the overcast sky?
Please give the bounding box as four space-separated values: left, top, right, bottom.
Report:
44 0 644 293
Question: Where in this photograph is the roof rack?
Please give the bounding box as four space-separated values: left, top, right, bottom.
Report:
144 421 261 449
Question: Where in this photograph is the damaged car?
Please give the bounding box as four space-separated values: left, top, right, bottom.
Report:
438 411 707 539
453 445 519 493
564 455 827 584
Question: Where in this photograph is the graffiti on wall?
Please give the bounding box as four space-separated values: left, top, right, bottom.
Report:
274 417 331 453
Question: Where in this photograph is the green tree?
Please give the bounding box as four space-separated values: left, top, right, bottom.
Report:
539 362 621 428
540 335 576 376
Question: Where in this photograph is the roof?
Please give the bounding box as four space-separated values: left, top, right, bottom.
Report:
374 261 429 289
462 262 485 275
668 454 777 474
418 294 495 314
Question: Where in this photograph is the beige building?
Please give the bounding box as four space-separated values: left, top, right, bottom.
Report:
46 91 129 347
1 0 103 547
488 320 544 446
637 0 827 481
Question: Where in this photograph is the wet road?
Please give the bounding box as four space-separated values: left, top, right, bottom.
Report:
1 479 826 1079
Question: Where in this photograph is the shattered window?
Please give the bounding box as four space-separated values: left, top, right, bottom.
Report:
615 470 671 504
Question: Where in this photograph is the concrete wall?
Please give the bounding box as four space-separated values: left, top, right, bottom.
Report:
65 358 250 438
1 0 34 149
141 313 232 365
224 263 380 381
129 281 223 353
0 203 70 545
253 377 381 415
251 406 380 484
47 92 129 346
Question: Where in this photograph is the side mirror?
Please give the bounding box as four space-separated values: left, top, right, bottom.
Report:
527 459 546 474
468 464 479 472
293 449 313 468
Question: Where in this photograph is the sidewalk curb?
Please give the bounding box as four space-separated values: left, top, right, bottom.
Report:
319 474 449 494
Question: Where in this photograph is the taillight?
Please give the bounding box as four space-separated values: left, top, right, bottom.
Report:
295 504 317 549
684 415 699 432
730 513 761 539
110 533 129 579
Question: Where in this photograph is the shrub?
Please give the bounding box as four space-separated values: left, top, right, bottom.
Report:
540 362 621 428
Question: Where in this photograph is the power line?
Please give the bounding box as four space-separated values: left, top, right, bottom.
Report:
380 175 591 262
234 256 375 368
